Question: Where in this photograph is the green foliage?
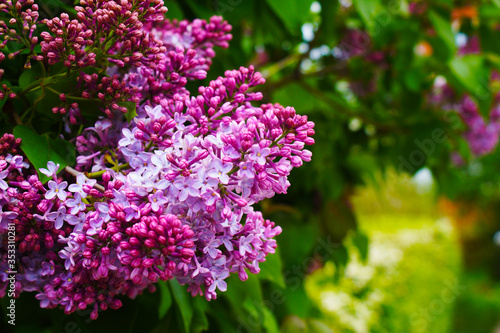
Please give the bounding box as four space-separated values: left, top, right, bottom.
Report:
448 54 491 116
158 281 173 319
305 213 461 332
13 125 75 182
120 101 138 123
452 271 500 333
169 280 194 333
429 10 456 58
266 0 314 33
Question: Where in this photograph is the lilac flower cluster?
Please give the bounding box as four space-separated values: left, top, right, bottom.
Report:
0 0 40 66
430 82 500 158
0 0 40 98
39 0 167 69
0 1 314 319
67 64 314 306
459 96 500 156
428 35 500 158
34 1 169 122
0 69 313 316
110 16 232 113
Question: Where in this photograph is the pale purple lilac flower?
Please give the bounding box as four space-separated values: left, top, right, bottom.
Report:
45 181 68 201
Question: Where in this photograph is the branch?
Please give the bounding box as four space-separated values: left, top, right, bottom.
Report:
65 166 105 192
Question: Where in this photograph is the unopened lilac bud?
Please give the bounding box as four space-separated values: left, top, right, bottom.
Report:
181 248 194 258
304 137 315 145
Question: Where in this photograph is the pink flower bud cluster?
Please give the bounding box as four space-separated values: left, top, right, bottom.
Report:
114 15 232 117
0 0 39 67
77 73 140 119
0 133 21 155
0 157 194 318
39 0 167 69
0 76 16 99
30 1 171 125
39 13 96 67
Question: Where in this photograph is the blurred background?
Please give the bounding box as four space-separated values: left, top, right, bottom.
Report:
7 0 500 332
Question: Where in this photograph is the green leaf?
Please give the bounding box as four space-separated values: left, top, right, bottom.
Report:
0 97 6 112
191 297 209 333
428 10 456 59
318 0 339 46
119 101 138 123
260 303 280 333
158 281 173 320
449 55 486 92
266 0 314 33
223 274 265 329
20 44 42 55
353 0 384 33
448 55 491 117
169 280 193 333
479 24 500 55
223 273 263 307
351 230 369 263
164 1 184 19
49 137 76 166
184 0 216 18
274 82 331 113
258 247 286 288
331 244 348 279
277 222 318 268
486 52 500 70
282 284 316 318
13 125 50 179
221 273 280 333
242 298 279 333
479 4 500 18
13 125 75 183
18 62 43 90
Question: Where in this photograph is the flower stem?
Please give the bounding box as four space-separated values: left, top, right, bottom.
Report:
85 163 130 178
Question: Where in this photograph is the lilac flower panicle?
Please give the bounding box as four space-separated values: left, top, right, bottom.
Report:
428 34 500 159
0 1 314 320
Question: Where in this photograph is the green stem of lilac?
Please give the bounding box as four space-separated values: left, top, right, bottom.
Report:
45 86 101 102
269 130 290 148
227 166 239 176
19 72 67 96
85 163 130 178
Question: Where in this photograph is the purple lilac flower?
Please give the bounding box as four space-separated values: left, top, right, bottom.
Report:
41 261 55 276
46 206 69 230
66 193 86 215
45 181 68 201
40 161 60 179
68 173 96 198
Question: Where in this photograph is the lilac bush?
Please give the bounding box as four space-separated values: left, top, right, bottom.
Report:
0 0 314 319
